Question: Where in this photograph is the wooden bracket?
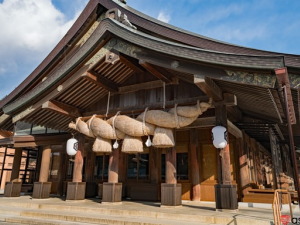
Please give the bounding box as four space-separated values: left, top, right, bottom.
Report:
42 100 82 118
194 76 223 101
139 60 172 83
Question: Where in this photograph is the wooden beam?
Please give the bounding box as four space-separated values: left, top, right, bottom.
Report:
139 60 172 83
83 96 209 118
184 117 215 129
42 100 82 118
194 76 223 101
227 120 242 138
275 67 296 124
85 71 118 92
118 80 178 94
119 54 145 73
0 114 10 125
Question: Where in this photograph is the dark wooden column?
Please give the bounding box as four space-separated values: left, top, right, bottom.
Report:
190 129 201 201
149 148 161 201
4 148 22 197
32 146 52 199
11 148 22 182
85 145 96 197
161 145 182 206
66 135 86 200
102 148 122 203
215 103 238 210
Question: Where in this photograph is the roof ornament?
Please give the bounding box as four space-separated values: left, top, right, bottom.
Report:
118 0 126 3
105 8 137 30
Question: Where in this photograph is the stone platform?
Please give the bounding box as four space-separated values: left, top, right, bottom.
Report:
0 195 292 225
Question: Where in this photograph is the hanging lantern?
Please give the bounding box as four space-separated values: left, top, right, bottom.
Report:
66 137 78 156
212 126 227 149
145 136 152 147
113 140 119 149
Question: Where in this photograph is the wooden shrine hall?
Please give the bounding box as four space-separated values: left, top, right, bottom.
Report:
0 0 299 210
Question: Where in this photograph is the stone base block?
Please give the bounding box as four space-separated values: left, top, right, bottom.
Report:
66 182 86 200
161 183 182 206
4 182 22 197
32 182 52 199
215 184 238 210
102 182 122 203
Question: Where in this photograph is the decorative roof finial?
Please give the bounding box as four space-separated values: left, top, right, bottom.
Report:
119 0 126 4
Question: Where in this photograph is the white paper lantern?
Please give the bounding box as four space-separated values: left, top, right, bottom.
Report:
66 138 78 156
212 126 227 149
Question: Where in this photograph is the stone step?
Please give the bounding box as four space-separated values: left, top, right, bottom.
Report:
4 216 106 225
0 198 274 225
18 210 219 225
0 202 228 224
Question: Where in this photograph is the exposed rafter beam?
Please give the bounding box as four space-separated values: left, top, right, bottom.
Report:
139 60 172 83
42 100 82 118
83 96 209 117
84 71 118 92
227 120 243 138
194 75 223 101
118 80 178 94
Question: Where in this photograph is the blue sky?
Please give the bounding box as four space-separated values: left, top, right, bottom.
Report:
0 0 299 99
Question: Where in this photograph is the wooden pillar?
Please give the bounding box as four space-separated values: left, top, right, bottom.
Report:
190 129 201 201
32 146 52 199
4 148 22 197
214 103 238 210
102 148 122 203
39 146 51 182
11 148 22 182
57 151 67 196
66 135 86 200
108 149 119 183
161 145 182 206
72 136 84 182
85 145 96 197
165 147 177 184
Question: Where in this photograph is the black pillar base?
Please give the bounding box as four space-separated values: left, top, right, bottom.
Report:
102 182 122 203
4 182 22 197
66 182 86 200
161 183 182 206
215 184 238 210
32 182 52 199
85 182 97 198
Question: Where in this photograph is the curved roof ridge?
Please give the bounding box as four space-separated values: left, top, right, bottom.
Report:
109 0 300 59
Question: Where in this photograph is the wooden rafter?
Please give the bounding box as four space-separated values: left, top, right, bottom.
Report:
42 100 82 118
139 60 172 83
268 89 284 123
84 71 118 92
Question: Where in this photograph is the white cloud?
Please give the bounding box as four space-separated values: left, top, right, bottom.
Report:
0 0 83 97
157 11 171 23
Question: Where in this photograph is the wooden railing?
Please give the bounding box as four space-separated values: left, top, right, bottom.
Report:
272 189 293 225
